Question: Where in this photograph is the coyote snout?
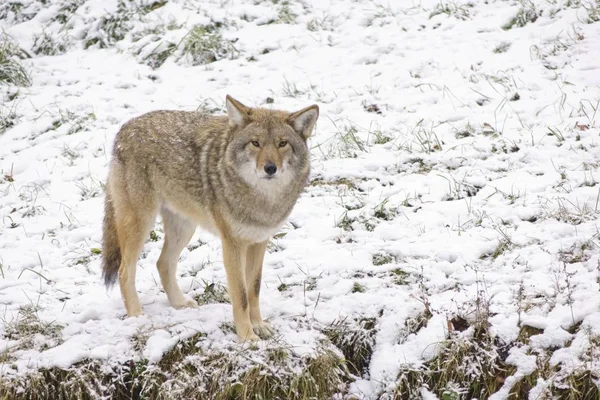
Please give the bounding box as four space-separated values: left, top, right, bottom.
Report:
102 95 319 342
264 162 277 176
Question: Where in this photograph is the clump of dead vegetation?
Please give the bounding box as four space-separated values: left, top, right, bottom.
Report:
0 333 351 399
323 316 378 376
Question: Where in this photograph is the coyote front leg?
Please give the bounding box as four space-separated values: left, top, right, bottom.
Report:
222 238 260 342
246 241 274 338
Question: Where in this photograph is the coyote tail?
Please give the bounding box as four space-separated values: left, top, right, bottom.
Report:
101 186 121 287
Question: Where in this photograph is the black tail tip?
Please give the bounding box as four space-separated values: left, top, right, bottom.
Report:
101 259 119 288
102 270 118 288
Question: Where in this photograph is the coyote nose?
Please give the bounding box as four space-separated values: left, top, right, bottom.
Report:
264 162 277 176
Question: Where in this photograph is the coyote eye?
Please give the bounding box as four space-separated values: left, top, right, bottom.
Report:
251 140 260 147
279 140 288 148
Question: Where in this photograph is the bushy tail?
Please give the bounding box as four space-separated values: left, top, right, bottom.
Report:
102 187 121 287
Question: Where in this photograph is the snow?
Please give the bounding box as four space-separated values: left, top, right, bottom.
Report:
1 0 600 398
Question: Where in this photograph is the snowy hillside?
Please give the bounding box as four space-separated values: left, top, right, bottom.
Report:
1 0 599 398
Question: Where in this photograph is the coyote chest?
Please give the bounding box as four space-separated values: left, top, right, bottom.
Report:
226 217 283 243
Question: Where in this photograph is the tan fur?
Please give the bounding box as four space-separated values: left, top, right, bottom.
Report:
101 95 318 341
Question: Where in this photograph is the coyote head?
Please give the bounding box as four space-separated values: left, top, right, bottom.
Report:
225 95 318 190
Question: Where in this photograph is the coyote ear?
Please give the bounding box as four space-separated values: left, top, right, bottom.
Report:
288 104 319 139
226 95 251 128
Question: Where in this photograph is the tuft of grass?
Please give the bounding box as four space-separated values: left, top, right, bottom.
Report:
507 328 600 398
273 1 297 24
373 198 397 221
493 41 512 54
372 252 397 266
144 42 177 69
577 0 600 23
454 122 475 138
389 268 410 285
195 281 230 305
410 119 443 154
502 0 538 30
3 305 64 352
398 310 433 345
429 1 472 20
546 196 597 225
53 0 84 24
45 109 96 138
32 32 67 56
282 77 304 98
307 15 334 31
351 282 365 293
310 177 359 191
0 102 19 134
480 235 512 260
439 173 482 202
335 211 356 231
314 119 368 159
74 173 104 199
85 0 133 48
0 33 31 87
558 241 594 264
149 230 160 242
394 325 511 399
323 317 377 376
372 130 393 145
182 23 238 66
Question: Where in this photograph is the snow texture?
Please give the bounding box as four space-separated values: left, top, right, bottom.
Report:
1 0 599 398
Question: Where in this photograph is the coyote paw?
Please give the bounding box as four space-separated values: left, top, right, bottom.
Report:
241 332 261 342
252 321 275 339
127 308 144 318
171 298 199 309
237 324 261 342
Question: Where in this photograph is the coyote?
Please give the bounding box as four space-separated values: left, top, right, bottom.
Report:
101 95 319 341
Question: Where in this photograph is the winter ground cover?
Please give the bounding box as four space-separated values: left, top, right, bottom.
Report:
1 0 600 398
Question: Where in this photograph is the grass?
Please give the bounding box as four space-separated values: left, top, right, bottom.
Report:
84 0 135 49
314 119 368 159
351 282 366 293
46 109 96 137
502 0 538 30
439 173 482 202
273 1 297 24
581 0 600 23
323 317 377 376
143 41 177 69
0 335 351 400
493 41 512 54
394 325 511 399
195 280 230 305
0 101 19 134
0 33 30 87
182 23 238 66
409 119 443 154
32 32 67 56
307 15 334 31
372 252 397 266
75 176 104 200
1 305 63 354
53 0 84 25
2 0 600 398
428 1 472 20
506 330 600 399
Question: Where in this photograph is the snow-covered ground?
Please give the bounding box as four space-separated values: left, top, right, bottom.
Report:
1 0 599 398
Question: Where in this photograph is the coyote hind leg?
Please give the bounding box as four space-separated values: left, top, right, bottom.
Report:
110 169 158 317
157 207 198 309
